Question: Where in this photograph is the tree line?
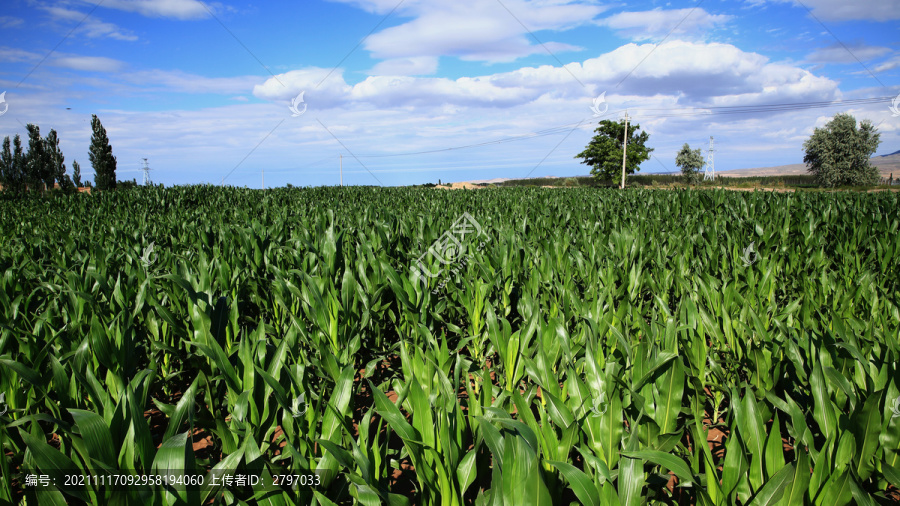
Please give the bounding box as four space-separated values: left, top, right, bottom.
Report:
0 115 117 194
575 112 882 188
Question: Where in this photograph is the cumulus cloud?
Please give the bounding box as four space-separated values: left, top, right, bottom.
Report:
331 0 602 64
252 68 354 109
598 8 733 41
253 40 840 115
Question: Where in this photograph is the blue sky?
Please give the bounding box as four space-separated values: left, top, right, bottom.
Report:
0 0 897 187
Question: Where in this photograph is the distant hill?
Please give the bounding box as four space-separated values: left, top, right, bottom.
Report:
439 152 899 186
718 152 899 178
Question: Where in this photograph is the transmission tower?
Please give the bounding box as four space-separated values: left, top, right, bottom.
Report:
704 137 715 181
141 158 152 185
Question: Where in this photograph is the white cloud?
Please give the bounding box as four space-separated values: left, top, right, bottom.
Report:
371 56 439 76
0 46 128 73
0 16 24 28
252 68 354 107
598 8 733 41
872 56 900 73
0 47 43 64
757 0 900 21
806 43 892 63
124 70 264 94
97 0 211 20
41 6 138 41
332 0 602 64
52 56 125 72
253 41 840 116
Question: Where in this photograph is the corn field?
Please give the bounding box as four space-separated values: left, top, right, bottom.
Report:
1 185 899 505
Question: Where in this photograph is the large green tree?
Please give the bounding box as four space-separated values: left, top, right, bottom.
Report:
675 143 705 186
803 113 880 187
575 119 652 184
25 124 52 191
89 115 117 190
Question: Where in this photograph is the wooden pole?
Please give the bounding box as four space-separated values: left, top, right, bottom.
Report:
340 154 343 187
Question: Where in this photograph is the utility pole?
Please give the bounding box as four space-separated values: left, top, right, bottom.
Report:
141 158 151 185
704 136 715 181
340 154 343 187
620 111 629 189
262 167 265 190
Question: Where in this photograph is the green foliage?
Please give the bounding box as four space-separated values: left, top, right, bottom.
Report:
25 123 51 192
575 119 653 184
117 178 139 190
72 160 83 188
89 115 117 190
0 185 898 505
0 135 27 193
675 143 705 186
803 113 880 187
45 129 76 193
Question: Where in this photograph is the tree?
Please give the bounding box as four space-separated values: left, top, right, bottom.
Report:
803 113 880 187
575 119 653 184
45 129 74 192
25 124 51 192
675 143 705 186
72 160 82 187
0 135 27 194
0 137 11 190
117 178 138 190
89 115 117 190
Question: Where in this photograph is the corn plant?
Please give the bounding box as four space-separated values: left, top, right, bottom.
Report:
0 185 897 505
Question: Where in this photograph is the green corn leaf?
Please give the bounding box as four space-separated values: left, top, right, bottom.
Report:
162 373 201 442
618 424 644 506
622 450 695 486
546 460 600 506
521 454 553 506
745 463 794 506
369 380 421 444
19 428 89 502
849 392 881 480
777 449 809 506
68 409 116 469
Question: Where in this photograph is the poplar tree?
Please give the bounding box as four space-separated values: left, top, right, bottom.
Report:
89 115 117 190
